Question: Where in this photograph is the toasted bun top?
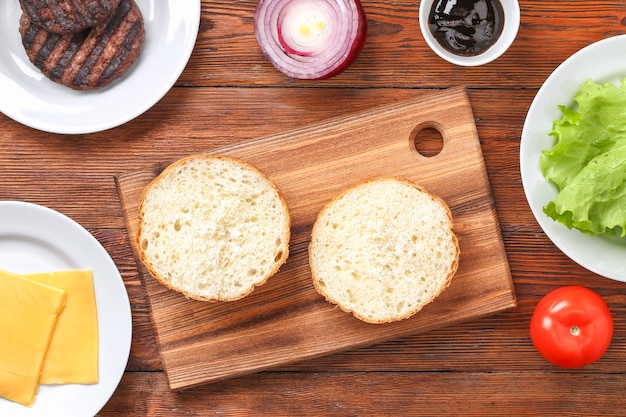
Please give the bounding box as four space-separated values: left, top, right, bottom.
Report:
309 177 459 324
137 154 291 302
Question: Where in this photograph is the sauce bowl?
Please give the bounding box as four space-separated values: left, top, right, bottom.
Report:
419 0 520 66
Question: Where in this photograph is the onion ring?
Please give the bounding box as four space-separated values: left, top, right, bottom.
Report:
255 0 367 80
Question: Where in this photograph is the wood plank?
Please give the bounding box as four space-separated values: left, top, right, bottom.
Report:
3 1 626 414
116 87 516 390
98 370 626 416
178 0 626 87
105 223 625 374
0 87 534 229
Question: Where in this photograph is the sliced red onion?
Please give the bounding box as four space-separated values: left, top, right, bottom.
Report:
255 0 367 80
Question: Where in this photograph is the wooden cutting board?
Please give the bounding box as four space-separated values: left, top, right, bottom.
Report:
115 87 516 391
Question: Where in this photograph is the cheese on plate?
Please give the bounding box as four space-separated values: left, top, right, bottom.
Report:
0 270 66 407
26 269 99 385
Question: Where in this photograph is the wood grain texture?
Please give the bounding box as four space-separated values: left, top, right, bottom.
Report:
1 0 626 415
116 88 516 390
99 371 626 416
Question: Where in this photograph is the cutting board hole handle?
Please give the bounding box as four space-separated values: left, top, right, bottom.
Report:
411 123 444 158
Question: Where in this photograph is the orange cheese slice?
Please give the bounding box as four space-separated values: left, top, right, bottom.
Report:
0 270 66 407
26 270 99 385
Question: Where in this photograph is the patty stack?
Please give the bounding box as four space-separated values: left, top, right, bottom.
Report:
18 0 145 90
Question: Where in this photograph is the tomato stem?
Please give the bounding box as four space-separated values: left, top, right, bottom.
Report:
570 325 581 336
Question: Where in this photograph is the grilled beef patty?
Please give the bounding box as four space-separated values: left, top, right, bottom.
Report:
20 0 144 91
19 0 122 35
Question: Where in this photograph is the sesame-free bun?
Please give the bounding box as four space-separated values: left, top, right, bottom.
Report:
137 154 291 302
309 177 459 324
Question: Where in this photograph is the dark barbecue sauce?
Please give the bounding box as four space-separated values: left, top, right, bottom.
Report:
428 0 504 56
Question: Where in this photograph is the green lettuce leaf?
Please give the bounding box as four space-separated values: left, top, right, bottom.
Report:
540 78 626 237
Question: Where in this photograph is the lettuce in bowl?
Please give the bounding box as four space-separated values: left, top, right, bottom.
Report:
540 78 626 237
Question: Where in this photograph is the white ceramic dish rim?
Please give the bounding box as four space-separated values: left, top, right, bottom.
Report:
520 35 626 282
0 201 132 416
0 0 200 134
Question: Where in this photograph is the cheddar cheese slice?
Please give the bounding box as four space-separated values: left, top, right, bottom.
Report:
26 270 99 385
0 270 66 407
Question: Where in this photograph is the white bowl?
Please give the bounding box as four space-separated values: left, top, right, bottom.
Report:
419 0 520 66
0 0 200 134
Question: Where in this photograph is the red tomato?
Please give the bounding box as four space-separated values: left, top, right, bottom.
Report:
530 286 613 368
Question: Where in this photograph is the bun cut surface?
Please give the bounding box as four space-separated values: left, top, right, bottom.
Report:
309 177 459 324
137 154 291 302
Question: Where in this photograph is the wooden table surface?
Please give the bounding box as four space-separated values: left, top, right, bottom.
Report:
2 1 626 415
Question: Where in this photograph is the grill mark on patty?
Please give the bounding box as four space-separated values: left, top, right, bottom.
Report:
17 1 40 27
99 21 141 83
34 31 63 70
49 31 89 81
97 0 116 12
72 0 132 87
21 19 40 50
47 1 80 33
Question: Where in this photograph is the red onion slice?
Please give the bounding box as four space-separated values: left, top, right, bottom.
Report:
255 0 367 80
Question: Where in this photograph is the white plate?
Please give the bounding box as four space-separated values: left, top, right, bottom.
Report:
0 0 200 134
520 35 626 282
0 201 132 416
